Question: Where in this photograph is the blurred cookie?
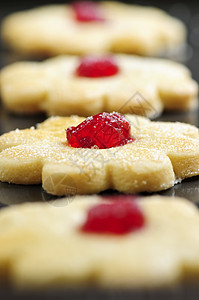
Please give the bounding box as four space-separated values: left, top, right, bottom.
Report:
0 55 197 117
1 2 186 57
0 195 199 289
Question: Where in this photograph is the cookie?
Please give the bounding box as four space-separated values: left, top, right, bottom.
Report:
0 113 199 196
1 2 186 57
0 55 197 117
0 195 199 289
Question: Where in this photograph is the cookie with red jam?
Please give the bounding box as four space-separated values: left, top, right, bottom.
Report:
0 113 199 196
0 195 199 289
1 1 186 57
0 55 197 117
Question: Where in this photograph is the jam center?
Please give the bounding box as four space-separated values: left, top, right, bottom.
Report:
72 1 105 22
81 199 145 235
75 56 119 78
66 112 134 149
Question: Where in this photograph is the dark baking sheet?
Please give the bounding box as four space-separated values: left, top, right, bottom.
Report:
1 0 199 299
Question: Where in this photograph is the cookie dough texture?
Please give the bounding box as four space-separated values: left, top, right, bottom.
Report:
0 55 197 117
1 2 186 57
0 195 199 289
0 115 199 195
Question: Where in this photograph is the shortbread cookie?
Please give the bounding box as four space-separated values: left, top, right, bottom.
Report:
0 55 197 117
0 113 199 196
1 2 186 57
0 195 199 289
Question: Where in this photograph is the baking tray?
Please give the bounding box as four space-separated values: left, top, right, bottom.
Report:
1 0 199 299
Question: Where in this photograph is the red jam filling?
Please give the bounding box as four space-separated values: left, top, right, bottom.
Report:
75 56 119 78
81 198 145 235
72 1 105 22
66 112 134 149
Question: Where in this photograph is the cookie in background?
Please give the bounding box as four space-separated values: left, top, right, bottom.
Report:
0 55 197 118
1 1 186 58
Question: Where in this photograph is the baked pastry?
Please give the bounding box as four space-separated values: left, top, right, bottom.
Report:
0 112 199 196
1 1 186 57
0 55 197 117
0 195 199 289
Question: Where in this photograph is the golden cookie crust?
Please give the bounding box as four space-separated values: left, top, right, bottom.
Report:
1 2 186 57
0 115 199 195
0 195 199 289
0 55 197 117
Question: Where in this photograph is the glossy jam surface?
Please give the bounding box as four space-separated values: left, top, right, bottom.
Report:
66 112 134 149
81 198 145 235
72 1 105 22
75 56 119 78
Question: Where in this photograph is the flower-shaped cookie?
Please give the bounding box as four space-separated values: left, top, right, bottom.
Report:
0 114 199 196
1 2 186 57
0 55 197 118
0 195 199 289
